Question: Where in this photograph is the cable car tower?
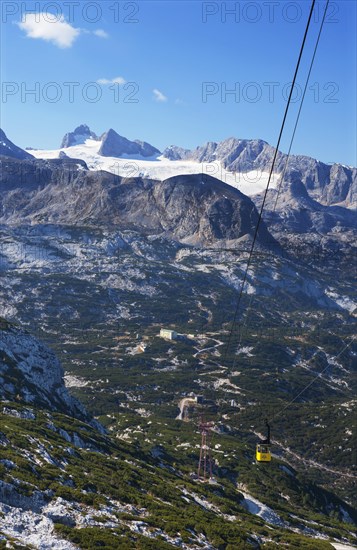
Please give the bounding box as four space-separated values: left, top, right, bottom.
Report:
197 418 214 481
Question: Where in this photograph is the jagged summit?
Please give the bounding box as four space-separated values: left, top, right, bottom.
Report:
61 124 160 158
59 125 161 158
99 128 160 158
163 137 281 171
0 128 34 160
163 137 357 208
60 124 98 148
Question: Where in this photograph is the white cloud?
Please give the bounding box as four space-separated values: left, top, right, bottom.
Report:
94 29 109 38
153 88 168 102
18 12 80 49
97 77 126 85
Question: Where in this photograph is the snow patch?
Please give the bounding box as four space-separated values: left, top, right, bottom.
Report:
240 491 285 527
325 290 357 314
331 545 357 550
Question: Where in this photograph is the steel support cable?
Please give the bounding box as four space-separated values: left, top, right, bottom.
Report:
223 0 317 365
233 0 330 367
273 0 330 211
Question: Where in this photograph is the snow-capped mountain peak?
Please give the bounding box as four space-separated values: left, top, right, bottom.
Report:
60 124 99 148
2 127 356 212
20 132 281 197
98 128 161 158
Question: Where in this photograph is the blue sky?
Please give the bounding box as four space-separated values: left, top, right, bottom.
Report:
1 0 356 165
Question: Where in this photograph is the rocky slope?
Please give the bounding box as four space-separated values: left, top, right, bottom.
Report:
0 321 355 549
0 318 94 424
0 129 34 160
2 400 355 550
253 172 357 236
0 157 273 247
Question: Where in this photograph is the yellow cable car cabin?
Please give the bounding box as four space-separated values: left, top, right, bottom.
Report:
256 443 271 462
256 420 272 462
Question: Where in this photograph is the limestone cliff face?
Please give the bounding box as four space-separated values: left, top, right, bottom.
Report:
0 318 91 422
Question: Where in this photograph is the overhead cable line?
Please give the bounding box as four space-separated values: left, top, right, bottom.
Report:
273 0 330 211
223 0 317 363
231 0 331 365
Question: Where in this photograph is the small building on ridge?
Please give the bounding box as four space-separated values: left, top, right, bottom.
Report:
160 328 178 340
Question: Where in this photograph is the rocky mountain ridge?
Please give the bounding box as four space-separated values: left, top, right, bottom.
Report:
254 172 357 236
2 127 356 213
0 128 356 262
163 137 356 209
0 156 273 247
60 125 161 158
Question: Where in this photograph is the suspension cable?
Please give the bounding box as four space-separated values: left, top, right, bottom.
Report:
273 0 330 211
223 0 317 363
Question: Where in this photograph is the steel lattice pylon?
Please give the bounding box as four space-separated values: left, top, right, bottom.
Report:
197 418 214 481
